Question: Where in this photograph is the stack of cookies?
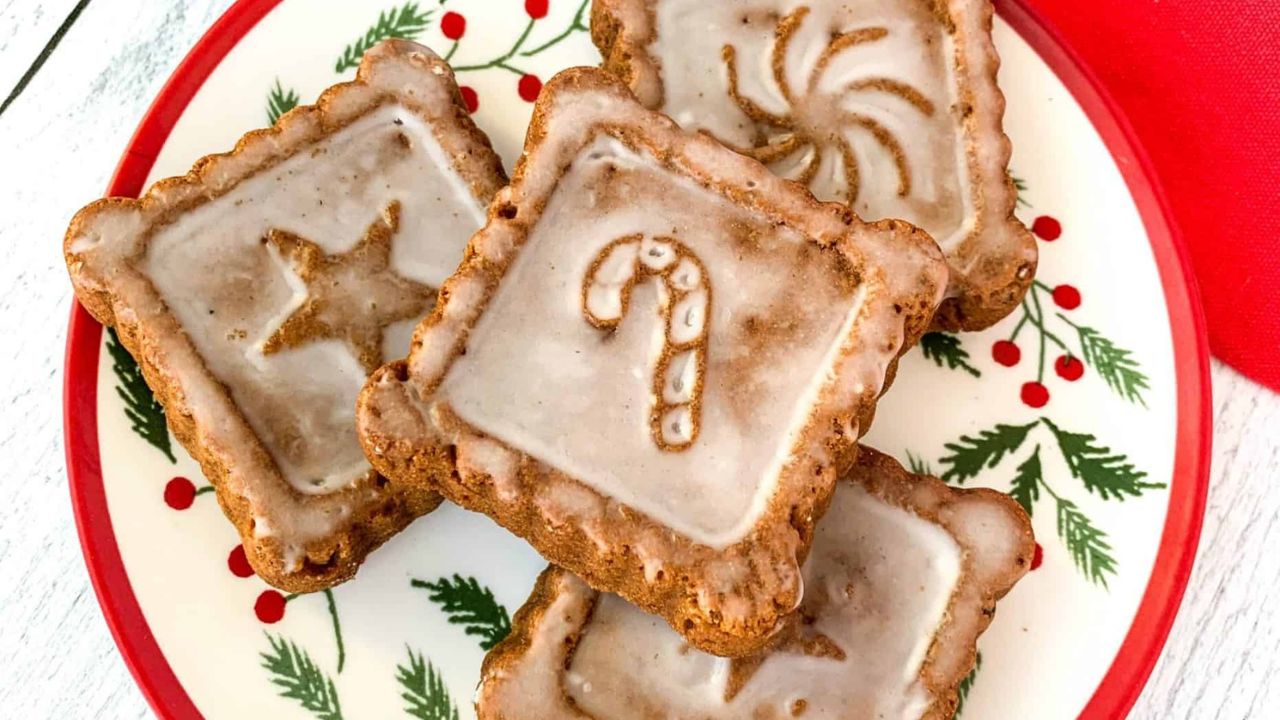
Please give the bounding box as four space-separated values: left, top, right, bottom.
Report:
64 1 1039 717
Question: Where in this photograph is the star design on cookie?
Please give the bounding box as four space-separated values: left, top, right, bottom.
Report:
261 201 435 373
722 6 935 204
722 622 846 702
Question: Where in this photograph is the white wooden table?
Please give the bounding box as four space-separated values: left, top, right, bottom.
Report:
0 1 1276 717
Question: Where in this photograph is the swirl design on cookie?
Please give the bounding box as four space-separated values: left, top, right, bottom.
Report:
261 201 437 374
594 0 1039 330
722 6 934 205
582 234 710 451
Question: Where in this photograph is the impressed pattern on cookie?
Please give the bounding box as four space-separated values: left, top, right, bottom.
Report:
477 447 1033 719
260 201 437 375
593 0 1037 330
357 67 948 656
64 40 507 591
581 234 711 451
722 8 935 205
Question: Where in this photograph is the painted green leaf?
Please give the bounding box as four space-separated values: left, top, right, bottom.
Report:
106 328 176 463
336 3 434 73
260 634 344 720
267 79 299 125
1008 445 1043 517
939 422 1038 485
1056 498 1117 587
920 332 981 378
952 652 982 718
413 574 511 650
1061 316 1150 406
1009 171 1029 207
905 451 935 478
1042 418 1164 501
397 648 461 720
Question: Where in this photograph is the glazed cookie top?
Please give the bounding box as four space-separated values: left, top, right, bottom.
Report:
65 41 505 579
405 70 945 548
141 105 485 495
654 0 971 250
360 67 947 652
436 135 864 545
594 0 1037 329
565 481 962 717
478 449 1034 719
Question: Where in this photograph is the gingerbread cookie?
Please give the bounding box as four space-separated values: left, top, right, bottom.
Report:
356 68 947 656
63 40 506 592
478 447 1033 719
593 0 1037 330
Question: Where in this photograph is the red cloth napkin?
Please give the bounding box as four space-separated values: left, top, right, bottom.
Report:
1026 0 1280 392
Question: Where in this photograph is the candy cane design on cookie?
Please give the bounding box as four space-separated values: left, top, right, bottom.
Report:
723 6 934 204
581 234 711 452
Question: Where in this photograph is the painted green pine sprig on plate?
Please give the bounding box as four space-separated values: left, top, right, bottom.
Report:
952 653 982 719
106 327 176 462
920 175 1150 410
335 2 436 73
920 332 981 378
924 278 1149 410
398 648 462 720
261 634 345 720
265 0 594 135
269 2 439 125
266 79 299 124
414 574 512 650
937 417 1163 587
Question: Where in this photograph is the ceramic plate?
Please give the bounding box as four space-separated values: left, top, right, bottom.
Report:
64 1 1211 717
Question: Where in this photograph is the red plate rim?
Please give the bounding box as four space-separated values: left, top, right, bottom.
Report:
62 1 1212 717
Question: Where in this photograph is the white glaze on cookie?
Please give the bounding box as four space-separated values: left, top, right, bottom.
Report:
566 482 960 718
581 234 711 450
366 71 950 647
481 480 966 719
145 105 484 494
436 137 864 546
649 0 973 251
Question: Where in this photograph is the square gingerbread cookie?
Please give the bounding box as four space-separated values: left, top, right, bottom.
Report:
593 0 1037 330
477 447 1034 719
357 67 947 656
64 41 506 592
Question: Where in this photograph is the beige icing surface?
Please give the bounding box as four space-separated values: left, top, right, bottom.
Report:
483 479 966 719
566 482 961 718
144 105 485 494
648 0 973 251
436 136 864 546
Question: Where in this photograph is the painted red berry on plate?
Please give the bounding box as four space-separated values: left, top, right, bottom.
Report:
255 590 286 623
459 86 479 113
441 11 466 40
228 545 254 578
518 74 543 102
1021 381 1050 408
992 340 1021 367
163 477 196 510
1032 215 1062 241
1031 542 1044 570
1055 355 1085 381
525 0 549 19
1052 284 1081 310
